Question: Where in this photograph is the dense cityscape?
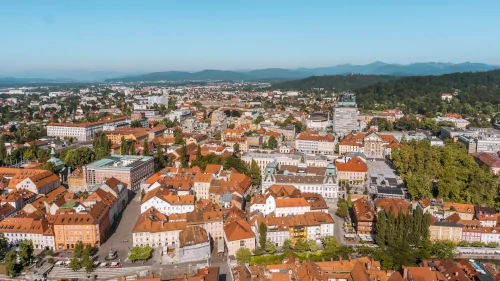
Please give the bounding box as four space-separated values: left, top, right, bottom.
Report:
0 72 499 281
2 1 500 281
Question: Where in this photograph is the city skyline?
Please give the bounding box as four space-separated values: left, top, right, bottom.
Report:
1 0 499 74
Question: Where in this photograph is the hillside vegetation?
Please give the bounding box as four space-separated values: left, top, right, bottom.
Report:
354 70 500 117
271 74 397 91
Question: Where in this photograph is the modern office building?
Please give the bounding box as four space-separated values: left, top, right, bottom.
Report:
333 93 358 135
83 155 154 191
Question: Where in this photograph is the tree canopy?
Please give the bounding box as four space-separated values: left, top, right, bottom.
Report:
391 139 500 210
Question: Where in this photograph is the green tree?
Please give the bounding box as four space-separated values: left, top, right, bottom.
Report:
81 255 94 274
235 247 251 265
214 131 221 140
321 236 339 256
42 161 56 172
282 239 294 252
70 256 81 271
307 240 318 252
250 159 261 186
267 136 278 149
336 199 349 219
180 145 188 168
253 115 265 124
265 239 277 254
128 141 136 155
4 250 18 277
294 238 307 252
0 139 7 161
259 222 267 250
196 144 201 159
376 210 387 246
233 143 240 154
174 129 184 145
120 137 128 155
430 241 458 259
18 240 34 266
129 246 152 261
0 232 7 255
130 120 143 128
74 241 84 258
142 141 150 156
23 147 37 160
141 189 146 200
487 242 499 248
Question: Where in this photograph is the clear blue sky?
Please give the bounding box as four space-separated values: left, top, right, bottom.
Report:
1 0 499 73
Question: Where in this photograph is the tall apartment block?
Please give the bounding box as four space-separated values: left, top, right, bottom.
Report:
333 93 358 135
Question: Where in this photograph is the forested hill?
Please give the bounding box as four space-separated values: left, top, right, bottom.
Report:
270 74 397 91
354 70 500 116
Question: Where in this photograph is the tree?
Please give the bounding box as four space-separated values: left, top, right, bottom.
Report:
282 239 294 252
81 255 94 274
294 238 307 252
235 247 251 265
128 141 135 155
259 222 267 250
250 159 261 186
196 144 201 159
487 242 499 248
141 189 146 200
321 236 340 256
23 147 37 160
265 239 277 254
42 161 56 172
267 136 278 149
74 241 84 258
70 256 81 271
120 137 128 155
307 240 319 252
174 129 184 145
214 131 221 140
4 250 18 277
336 199 349 219
376 210 387 246
48 257 55 264
180 145 188 168
130 120 143 128
129 246 152 262
430 241 458 259
142 141 150 156
253 115 265 124
0 139 7 161
233 143 240 154
0 232 7 255
457 241 470 247
18 240 34 266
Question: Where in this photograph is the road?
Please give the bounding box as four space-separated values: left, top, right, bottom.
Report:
97 190 141 263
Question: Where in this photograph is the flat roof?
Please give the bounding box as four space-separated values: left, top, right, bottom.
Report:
87 154 154 170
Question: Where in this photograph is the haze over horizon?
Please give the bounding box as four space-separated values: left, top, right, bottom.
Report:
1 0 499 75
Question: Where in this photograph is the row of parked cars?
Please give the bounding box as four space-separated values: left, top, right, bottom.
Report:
53 261 122 268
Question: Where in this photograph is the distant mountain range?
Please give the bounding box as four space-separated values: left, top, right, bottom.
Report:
1 62 499 84
106 62 500 82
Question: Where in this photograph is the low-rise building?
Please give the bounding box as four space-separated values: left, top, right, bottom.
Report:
429 221 463 242
141 187 195 215
335 156 368 184
224 219 255 256
295 131 335 155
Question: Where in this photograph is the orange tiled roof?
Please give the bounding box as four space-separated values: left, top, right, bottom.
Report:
224 219 255 241
336 157 368 172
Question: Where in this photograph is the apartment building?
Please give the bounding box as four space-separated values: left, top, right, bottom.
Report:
132 207 186 247
339 131 399 159
352 198 376 236
53 201 111 250
83 155 154 191
0 168 60 195
185 201 224 241
140 187 195 215
223 219 255 256
47 117 130 141
193 173 214 200
0 218 55 250
295 131 335 155
288 212 335 243
429 221 463 242
335 156 368 184
242 152 330 172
